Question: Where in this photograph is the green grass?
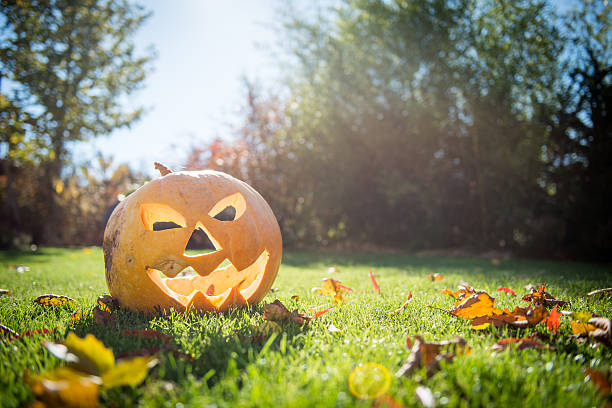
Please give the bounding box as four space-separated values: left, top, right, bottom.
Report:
1 248 611 407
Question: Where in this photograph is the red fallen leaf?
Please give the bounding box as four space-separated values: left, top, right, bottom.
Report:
497 287 516 296
491 337 545 351
389 292 413 315
428 273 443 281
397 335 468 378
310 306 334 320
546 305 562 335
369 268 381 294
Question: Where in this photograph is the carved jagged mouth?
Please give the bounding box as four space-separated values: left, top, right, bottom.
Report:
146 249 270 309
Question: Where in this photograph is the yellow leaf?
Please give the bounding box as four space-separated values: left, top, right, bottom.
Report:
55 180 64 195
101 357 158 388
571 320 597 335
573 311 593 323
64 333 115 375
471 322 490 330
34 294 76 307
26 367 100 408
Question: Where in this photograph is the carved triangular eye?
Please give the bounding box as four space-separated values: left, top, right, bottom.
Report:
140 203 186 230
208 192 246 221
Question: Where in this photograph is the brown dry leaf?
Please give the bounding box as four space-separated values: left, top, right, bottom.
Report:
0 289 11 296
471 305 548 329
588 317 612 346
586 288 612 297
521 285 569 308
93 306 117 328
396 335 467 378
262 299 310 325
490 337 545 352
584 367 611 397
97 294 118 312
428 273 443 281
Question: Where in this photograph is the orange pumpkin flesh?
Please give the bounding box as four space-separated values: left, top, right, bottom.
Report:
103 168 282 313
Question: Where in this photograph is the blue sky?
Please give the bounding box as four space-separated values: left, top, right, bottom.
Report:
79 0 282 175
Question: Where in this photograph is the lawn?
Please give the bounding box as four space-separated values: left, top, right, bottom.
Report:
1 248 611 407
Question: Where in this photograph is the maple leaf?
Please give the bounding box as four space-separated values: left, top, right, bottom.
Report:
546 305 562 335
496 287 516 296
313 278 351 304
369 268 381 294
26 367 101 408
389 292 413 315
571 320 597 335
428 273 443 281
450 291 497 319
470 305 549 329
262 299 310 325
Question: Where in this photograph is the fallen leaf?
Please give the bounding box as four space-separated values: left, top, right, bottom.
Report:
263 299 310 325
490 337 545 351
291 295 300 302
389 292 413 315
46 333 115 375
26 367 100 408
370 268 381 294
415 385 436 408
0 289 11 296
313 278 351 304
441 286 476 303
470 305 548 329
69 309 84 322
97 294 118 312
101 356 158 388
310 306 334 320
496 287 516 296
584 367 611 397
571 320 597 335
471 322 490 330
586 288 612 297
546 305 562 335
397 336 467 378
573 311 594 322
588 317 612 346
93 306 116 327
34 294 76 307
522 285 568 308
450 292 497 319
0 323 19 339
428 273 443 281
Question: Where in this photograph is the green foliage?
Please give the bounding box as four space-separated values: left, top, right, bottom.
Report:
0 248 611 407
0 0 153 245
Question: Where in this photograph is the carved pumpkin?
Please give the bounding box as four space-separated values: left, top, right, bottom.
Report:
103 164 282 313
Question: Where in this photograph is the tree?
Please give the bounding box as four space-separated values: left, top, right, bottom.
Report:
0 0 153 243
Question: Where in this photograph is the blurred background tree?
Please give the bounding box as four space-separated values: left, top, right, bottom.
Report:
0 0 152 245
192 0 611 259
1 0 610 260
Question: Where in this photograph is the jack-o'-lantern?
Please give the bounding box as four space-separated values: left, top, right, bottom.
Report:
103 163 282 313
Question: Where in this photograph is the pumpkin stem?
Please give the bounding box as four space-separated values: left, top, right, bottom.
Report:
154 162 172 176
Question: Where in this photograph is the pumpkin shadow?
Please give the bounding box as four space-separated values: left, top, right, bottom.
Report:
69 303 307 386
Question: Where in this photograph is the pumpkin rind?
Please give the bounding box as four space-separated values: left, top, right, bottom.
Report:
103 170 282 313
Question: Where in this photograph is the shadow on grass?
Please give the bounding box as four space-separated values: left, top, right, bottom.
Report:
69 303 308 387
